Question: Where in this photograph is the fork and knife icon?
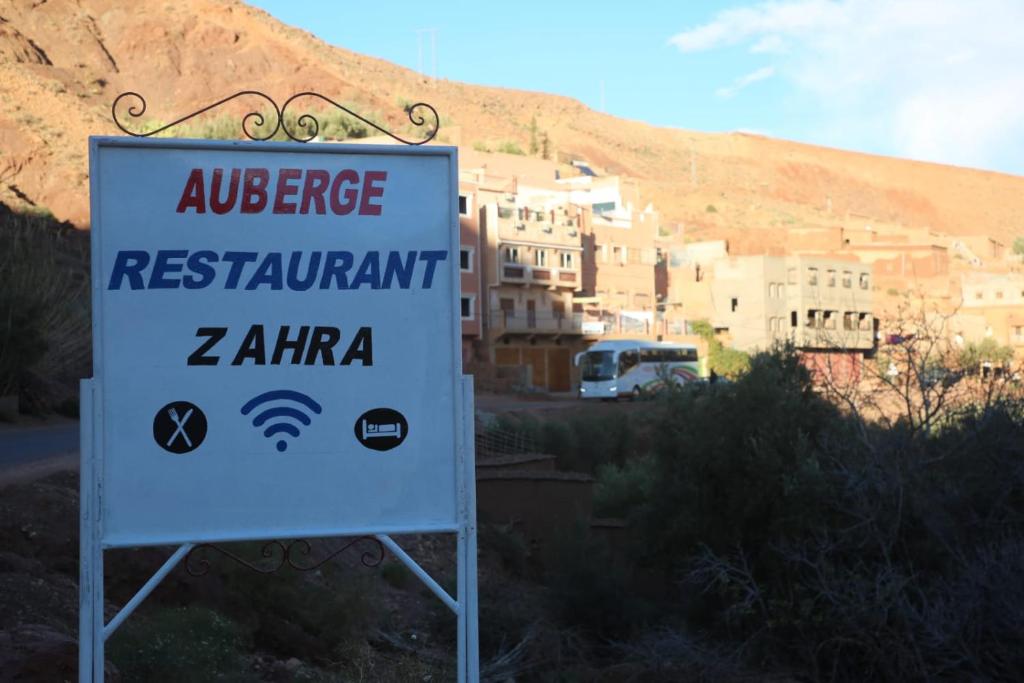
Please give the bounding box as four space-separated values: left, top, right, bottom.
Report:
166 406 194 448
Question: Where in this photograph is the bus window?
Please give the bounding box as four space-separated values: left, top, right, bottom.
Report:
640 348 661 363
581 351 616 381
618 350 639 375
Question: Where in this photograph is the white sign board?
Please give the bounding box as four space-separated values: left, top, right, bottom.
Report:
90 138 461 547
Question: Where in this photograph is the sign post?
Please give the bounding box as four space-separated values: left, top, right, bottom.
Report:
82 137 477 680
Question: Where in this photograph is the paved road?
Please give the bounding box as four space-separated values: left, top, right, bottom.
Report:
0 420 79 486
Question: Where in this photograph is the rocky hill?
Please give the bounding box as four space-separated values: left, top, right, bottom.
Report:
1 0 1023 244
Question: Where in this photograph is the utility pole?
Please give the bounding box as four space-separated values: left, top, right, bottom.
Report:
416 28 437 84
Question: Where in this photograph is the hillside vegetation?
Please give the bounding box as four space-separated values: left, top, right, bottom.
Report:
0 0 1022 242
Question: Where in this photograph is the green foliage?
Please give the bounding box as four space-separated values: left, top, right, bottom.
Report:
690 319 714 340
959 337 1014 370
472 140 491 152
1013 236 1024 256
593 457 655 518
492 411 643 473
541 132 551 160
480 522 530 577
529 116 539 155
544 523 645 639
705 204 717 213
108 606 250 682
0 211 89 402
691 318 751 378
638 348 830 565
152 107 372 142
497 140 525 155
380 560 414 589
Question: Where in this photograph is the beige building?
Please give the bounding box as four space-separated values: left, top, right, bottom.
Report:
957 272 1024 355
710 255 875 353
479 192 587 391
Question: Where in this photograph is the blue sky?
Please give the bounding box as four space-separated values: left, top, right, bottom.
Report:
248 0 1024 175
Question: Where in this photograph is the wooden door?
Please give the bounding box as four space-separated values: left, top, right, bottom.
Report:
522 347 547 389
494 347 520 366
547 347 571 391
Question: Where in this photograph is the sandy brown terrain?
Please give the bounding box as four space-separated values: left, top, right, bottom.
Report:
0 0 1022 244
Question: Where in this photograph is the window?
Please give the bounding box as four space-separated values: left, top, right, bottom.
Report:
823 310 836 330
504 246 520 263
975 290 984 300
859 273 870 290
808 268 819 286
459 248 473 272
827 269 836 287
843 312 856 330
768 283 777 298
791 311 798 328
627 248 641 265
776 283 784 297
731 297 739 312
618 350 640 375
460 296 474 320
787 268 797 285
552 301 565 319
858 313 871 331
458 194 470 216
806 309 819 328
620 247 629 264
534 249 547 267
996 290 1004 300
842 271 853 288
559 251 574 269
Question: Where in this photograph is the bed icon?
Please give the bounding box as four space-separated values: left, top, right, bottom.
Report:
354 408 409 451
362 419 401 440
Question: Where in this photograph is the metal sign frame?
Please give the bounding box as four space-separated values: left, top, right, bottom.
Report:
80 136 478 680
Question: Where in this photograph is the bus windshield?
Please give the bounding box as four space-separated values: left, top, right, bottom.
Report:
581 350 617 381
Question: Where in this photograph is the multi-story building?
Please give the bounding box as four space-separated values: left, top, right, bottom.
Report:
710 255 875 378
479 191 587 391
957 272 1024 356
457 180 483 364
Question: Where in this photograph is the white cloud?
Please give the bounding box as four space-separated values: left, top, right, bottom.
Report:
668 0 1024 172
716 66 776 98
750 35 788 54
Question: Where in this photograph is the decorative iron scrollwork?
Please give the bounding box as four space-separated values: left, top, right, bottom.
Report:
184 537 385 576
111 90 439 145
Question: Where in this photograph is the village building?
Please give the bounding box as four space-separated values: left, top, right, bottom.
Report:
709 254 875 379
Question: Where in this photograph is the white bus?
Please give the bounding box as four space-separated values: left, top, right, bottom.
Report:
576 339 700 400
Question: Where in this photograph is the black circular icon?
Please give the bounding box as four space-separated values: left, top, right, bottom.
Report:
153 401 208 454
354 408 408 451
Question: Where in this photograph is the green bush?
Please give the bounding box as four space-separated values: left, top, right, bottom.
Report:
497 141 525 155
107 606 250 681
545 523 646 639
593 457 655 518
0 211 89 404
480 522 530 577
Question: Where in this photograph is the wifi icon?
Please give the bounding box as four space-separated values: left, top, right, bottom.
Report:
240 389 323 452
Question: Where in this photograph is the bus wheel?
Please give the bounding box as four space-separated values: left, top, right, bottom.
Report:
631 386 643 401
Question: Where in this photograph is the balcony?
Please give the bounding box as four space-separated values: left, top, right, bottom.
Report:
500 263 579 289
490 310 584 335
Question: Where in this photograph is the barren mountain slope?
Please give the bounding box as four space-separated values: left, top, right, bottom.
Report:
0 0 1022 242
